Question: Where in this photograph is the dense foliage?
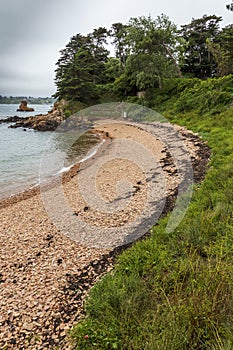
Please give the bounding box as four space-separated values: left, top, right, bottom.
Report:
142 75 233 114
54 14 233 106
70 75 233 350
180 15 222 78
54 29 109 104
52 10 233 350
227 1 233 11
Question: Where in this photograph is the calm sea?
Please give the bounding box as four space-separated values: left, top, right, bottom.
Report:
0 104 99 199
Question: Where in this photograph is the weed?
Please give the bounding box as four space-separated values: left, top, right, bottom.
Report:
70 76 233 349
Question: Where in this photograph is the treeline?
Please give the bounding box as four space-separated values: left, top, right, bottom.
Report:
69 30 233 350
54 14 233 107
0 96 54 104
227 1 233 11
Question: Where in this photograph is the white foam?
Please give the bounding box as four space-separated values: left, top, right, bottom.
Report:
56 139 105 175
56 164 74 175
79 139 105 163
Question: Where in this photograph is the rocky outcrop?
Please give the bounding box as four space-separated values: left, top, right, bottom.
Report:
5 101 64 131
17 100 34 112
9 114 62 131
8 99 89 131
0 116 26 124
4 100 85 131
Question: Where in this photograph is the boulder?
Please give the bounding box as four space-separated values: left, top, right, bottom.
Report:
9 101 64 131
9 115 61 131
0 116 25 124
17 100 34 112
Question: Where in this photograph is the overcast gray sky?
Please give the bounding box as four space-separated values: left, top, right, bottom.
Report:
0 0 232 97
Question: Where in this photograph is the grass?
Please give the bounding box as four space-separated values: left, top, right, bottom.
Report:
70 77 233 349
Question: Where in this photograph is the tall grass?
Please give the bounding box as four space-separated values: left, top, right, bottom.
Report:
70 76 233 349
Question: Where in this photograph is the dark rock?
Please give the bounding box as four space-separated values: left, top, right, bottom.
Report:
57 258 63 265
0 116 26 124
10 338 17 345
5 101 64 131
9 115 61 131
0 272 4 283
45 234 53 241
133 185 140 193
17 100 34 112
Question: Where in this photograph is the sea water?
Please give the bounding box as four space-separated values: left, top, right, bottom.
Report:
0 104 53 118
0 104 99 199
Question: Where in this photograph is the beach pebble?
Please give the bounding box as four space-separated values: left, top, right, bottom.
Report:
0 121 210 349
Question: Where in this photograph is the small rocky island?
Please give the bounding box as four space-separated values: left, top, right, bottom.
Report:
0 101 64 131
17 100 35 112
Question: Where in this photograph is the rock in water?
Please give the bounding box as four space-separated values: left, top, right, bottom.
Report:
17 100 34 112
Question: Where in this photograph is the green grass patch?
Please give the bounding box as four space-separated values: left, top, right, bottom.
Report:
70 77 233 350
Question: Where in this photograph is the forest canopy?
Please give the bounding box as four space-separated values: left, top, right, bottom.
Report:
227 1 233 11
54 14 233 106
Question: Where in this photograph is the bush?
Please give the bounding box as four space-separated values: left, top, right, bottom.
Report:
144 75 233 115
174 76 233 114
70 77 233 350
62 100 87 118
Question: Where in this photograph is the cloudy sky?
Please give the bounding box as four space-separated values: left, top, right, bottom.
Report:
0 0 232 97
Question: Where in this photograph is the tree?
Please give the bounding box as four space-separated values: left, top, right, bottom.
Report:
121 15 183 92
55 47 98 103
180 15 222 78
54 29 109 104
111 23 129 70
103 57 121 83
87 27 110 84
226 2 233 11
207 25 233 76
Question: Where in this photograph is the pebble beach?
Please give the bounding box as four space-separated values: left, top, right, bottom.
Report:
0 121 210 349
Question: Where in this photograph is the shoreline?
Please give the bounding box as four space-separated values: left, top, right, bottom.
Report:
0 121 210 349
0 128 110 210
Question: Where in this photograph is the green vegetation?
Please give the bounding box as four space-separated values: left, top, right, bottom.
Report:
54 29 109 105
52 11 233 350
227 1 233 11
0 96 54 104
54 14 233 107
70 76 233 349
143 75 233 114
180 15 222 78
